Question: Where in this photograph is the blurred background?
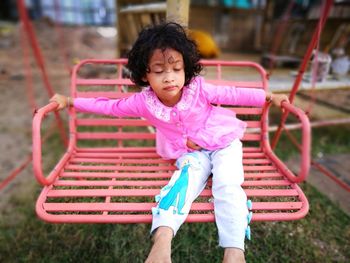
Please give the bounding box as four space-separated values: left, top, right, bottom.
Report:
0 1 349 262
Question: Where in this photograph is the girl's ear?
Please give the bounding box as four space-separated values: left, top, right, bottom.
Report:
142 76 148 83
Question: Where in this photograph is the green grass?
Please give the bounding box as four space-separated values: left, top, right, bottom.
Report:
0 125 349 262
0 182 349 263
272 124 350 161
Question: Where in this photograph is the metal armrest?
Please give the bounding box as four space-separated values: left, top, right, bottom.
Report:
32 102 74 186
262 101 311 183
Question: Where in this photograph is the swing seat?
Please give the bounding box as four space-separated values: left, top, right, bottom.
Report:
32 59 310 223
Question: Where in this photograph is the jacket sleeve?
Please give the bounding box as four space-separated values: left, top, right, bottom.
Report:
73 93 144 118
200 77 266 107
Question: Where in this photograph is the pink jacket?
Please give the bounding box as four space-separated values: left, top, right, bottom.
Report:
74 76 266 159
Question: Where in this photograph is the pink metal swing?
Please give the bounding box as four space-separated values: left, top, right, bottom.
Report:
32 59 310 223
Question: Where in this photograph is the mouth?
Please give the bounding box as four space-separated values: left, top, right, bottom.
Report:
163 85 178 91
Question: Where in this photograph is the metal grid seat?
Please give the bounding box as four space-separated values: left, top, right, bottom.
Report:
33 59 310 223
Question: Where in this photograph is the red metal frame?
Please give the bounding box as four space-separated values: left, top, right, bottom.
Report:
33 59 311 223
271 0 333 149
262 102 311 183
17 0 68 146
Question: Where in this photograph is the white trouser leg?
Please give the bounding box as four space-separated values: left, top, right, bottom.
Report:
151 151 211 236
211 139 248 250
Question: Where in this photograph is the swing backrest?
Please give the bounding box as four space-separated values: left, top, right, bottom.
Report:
71 59 267 151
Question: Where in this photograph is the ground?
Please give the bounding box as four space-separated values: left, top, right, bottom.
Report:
0 20 116 208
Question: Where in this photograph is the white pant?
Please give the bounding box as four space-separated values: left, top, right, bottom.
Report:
151 139 248 250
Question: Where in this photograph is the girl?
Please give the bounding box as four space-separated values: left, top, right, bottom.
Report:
51 22 288 263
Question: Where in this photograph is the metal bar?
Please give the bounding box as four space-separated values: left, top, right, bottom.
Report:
244 173 282 179
76 78 133 85
61 172 171 179
76 147 157 153
20 23 37 110
43 201 302 212
76 119 151 126
54 180 170 187
61 171 282 180
43 202 211 212
65 165 175 171
0 155 32 191
71 157 269 164
244 166 276 171
32 102 75 185
74 152 161 158
46 189 298 198
76 132 156 140
17 0 68 146
311 161 350 192
243 159 271 164
70 152 267 161
269 117 350 131
271 0 333 149
206 80 263 88
263 101 311 183
34 211 310 224
53 179 291 188
70 158 171 164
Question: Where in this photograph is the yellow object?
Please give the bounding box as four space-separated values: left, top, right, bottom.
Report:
188 29 220 58
72 58 81 65
0 25 14 36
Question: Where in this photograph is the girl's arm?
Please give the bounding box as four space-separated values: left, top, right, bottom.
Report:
200 78 289 108
49 93 143 117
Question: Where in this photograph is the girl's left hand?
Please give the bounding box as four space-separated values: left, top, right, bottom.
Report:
269 93 290 107
49 93 70 111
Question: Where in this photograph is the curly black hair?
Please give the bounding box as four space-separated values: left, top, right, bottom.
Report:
126 22 202 87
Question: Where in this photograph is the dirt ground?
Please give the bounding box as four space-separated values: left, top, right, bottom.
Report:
1 20 350 210
0 20 116 208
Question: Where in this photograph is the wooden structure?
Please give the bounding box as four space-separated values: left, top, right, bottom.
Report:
116 0 189 57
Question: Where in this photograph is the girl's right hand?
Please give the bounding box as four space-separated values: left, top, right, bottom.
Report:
49 94 71 110
186 139 202 151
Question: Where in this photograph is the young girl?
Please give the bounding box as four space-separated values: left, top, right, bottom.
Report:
51 22 288 263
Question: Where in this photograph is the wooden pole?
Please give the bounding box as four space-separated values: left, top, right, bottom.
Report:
166 0 190 26
115 0 120 58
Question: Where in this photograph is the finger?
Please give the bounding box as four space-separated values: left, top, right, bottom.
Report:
57 103 66 111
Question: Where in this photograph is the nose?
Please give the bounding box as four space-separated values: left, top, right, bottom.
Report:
163 71 174 83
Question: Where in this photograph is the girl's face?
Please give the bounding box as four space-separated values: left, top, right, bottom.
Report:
143 48 185 107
